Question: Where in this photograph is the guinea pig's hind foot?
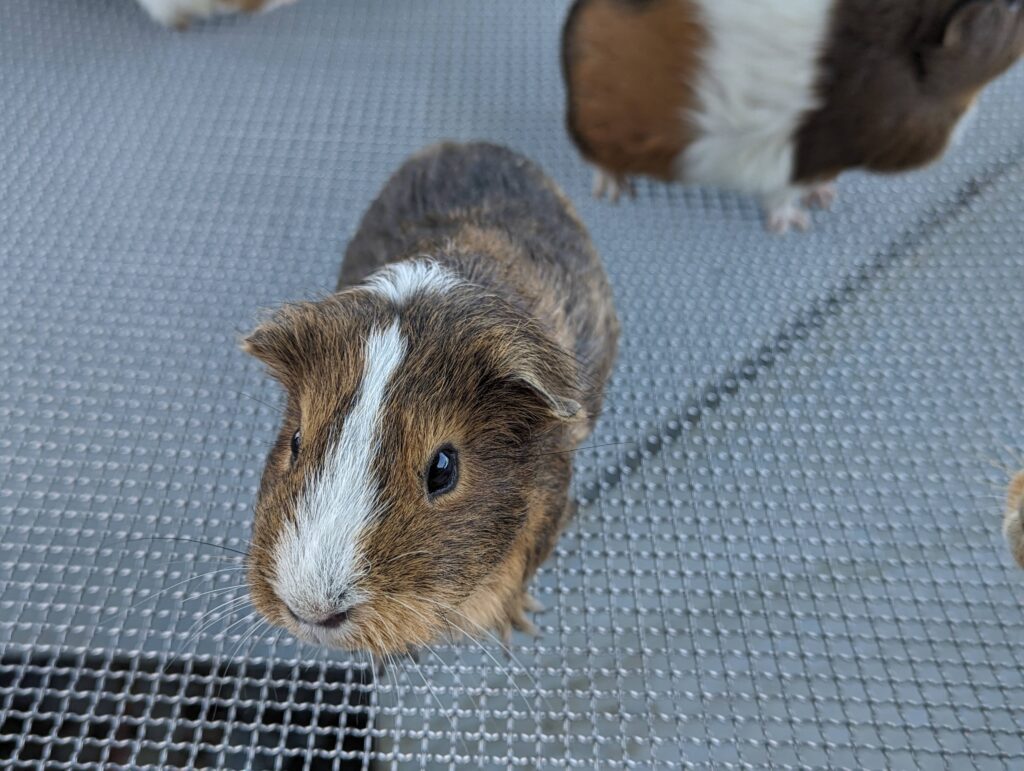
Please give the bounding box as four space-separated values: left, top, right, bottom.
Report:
765 202 811 235
592 169 635 203
802 182 837 210
1005 470 1024 569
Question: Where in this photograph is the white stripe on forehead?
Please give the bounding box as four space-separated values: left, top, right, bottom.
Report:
362 259 459 305
272 320 406 620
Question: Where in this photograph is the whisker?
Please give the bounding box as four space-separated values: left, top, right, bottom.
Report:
436 601 553 713
384 652 402 698
416 644 473 756
388 593 541 716
439 613 538 716
367 651 380 701
533 440 638 458
370 647 382 683
234 390 283 413
401 639 464 752
156 555 244 568
480 440 637 463
974 478 1011 494
122 535 250 558
180 584 250 605
999 444 1024 469
221 606 262 663
163 595 251 674
985 458 1018 476
266 627 286 703
216 613 264 704
240 619 270 661
129 567 246 608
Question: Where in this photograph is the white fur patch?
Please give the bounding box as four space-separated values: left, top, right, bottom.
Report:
136 0 296 26
679 0 832 197
362 260 459 306
273 320 406 626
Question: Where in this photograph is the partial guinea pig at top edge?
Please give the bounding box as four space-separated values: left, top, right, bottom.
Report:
562 0 1024 233
134 0 298 28
242 142 620 656
1005 470 1024 569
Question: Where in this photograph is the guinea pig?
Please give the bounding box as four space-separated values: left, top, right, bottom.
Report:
1005 470 1024 569
242 142 619 656
135 0 296 28
562 0 1024 233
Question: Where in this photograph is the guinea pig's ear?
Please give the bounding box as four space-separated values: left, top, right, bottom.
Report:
512 369 583 422
241 303 321 386
943 1 985 48
942 0 1020 50
500 327 586 425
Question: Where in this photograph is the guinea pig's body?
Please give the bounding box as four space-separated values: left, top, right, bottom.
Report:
563 0 1024 232
244 142 619 655
1005 471 1024 569
135 0 296 27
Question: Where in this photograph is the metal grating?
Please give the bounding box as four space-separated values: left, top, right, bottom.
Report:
1 0 1023 768
0 653 372 769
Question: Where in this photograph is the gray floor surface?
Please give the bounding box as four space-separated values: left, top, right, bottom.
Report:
1 0 1023 768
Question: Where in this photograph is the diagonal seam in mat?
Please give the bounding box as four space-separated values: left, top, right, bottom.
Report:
577 141 1024 506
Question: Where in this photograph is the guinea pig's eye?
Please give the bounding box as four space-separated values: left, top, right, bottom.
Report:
425 446 458 497
290 429 301 464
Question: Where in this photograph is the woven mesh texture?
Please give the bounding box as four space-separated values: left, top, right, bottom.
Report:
2 0 1023 768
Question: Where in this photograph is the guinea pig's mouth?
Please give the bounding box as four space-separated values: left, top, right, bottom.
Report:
283 605 360 649
263 589 451 656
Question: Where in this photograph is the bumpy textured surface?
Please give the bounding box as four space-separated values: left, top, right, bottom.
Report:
1 1 1023 768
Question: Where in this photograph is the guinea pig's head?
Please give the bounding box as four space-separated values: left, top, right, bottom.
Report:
242 262 584 654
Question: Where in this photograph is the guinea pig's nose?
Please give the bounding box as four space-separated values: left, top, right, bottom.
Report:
317 609 350 628
287 605 350 629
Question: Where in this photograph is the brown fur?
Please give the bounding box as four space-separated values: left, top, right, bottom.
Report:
1005 471 1024 569
244 143 619 655
562 0 706 181
795 0 1024 183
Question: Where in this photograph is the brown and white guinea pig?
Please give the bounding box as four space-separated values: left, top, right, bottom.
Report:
1005 470 1024 569
562 0 1024 233
241 142 619 656
135 0 296 28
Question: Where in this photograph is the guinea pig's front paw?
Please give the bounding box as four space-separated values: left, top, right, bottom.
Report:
500 591 544 646
1005 471 1024 569
591 169 635 203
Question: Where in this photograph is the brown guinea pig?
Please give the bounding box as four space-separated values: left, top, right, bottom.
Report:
562 0 1024 233
1005 470 1024 569
135 0 296 28
242 142 619 655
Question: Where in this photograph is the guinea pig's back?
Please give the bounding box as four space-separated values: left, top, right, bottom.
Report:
562 0 705 182
341 143 578 284
340 142 619 427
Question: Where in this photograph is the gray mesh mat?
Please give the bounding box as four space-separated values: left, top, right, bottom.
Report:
1 0 1022 768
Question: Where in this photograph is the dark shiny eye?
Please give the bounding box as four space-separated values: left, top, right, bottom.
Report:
290 429 301 463
425 446 458 497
